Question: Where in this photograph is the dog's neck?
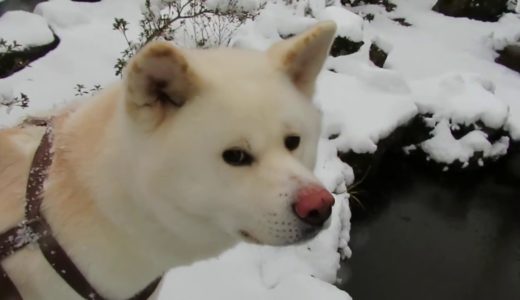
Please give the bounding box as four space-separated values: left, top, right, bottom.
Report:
42 86 237 298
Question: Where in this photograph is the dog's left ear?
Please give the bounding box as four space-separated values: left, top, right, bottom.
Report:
268 21 336 98
124 41 200 126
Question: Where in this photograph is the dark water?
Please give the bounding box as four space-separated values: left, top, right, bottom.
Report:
339 151 520 300
0 0 46 15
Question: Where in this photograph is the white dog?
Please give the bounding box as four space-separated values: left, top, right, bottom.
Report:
0 21 337 299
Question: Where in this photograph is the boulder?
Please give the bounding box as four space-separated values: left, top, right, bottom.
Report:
368 40 389 68
330 37 364 57
341 0 397 12
432 0 509 22
495 44 520 73
0 11 60 78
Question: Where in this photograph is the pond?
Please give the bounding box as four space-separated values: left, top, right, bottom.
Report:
0 0 45 15
339 150 520 300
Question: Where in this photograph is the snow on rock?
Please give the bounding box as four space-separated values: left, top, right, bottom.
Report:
206 0 264 12
412 73 509 129
0 0 141 127
420 119 509 165
0 11 54 51
318 6 364 42
317 66 417 154
34 0 91 29
487 13 520 50
405 72 511 166
231 2 317 50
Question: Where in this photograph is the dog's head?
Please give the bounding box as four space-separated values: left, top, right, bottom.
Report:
122 22 337 246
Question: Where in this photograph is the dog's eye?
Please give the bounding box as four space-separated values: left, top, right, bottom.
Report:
222 148 254 166
285 135 300 151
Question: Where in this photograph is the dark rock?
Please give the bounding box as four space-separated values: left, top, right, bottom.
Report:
392 17 412 26
0 0 45 16
363 13 375 22
0 34 60 78
369 42 388 68
341 0 397 12
432 0 508 22
330 36 364 57
450 120 508 142
338 115 420 180
495 44 520 73
337 112 512 179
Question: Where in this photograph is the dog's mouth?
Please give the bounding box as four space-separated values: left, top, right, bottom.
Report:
239 230 261 244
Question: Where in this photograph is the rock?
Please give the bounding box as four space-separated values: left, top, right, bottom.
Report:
392 17 412 26
341 0 397 12
318 6 365 56
338 116 416 180
0 35 60 78
432 0 509 22
402 114 510 172
330 36 364 57
495 44 520 73
369 42 388 68
338 110 513 180
0 11 60 78
0 0 45 16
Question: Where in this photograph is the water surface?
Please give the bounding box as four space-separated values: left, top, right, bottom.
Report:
340 151 520 300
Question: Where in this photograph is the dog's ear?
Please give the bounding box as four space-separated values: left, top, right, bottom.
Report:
268 21 336 98
124 41 200 126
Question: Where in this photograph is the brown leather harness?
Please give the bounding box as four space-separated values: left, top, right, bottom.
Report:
0 123 162 299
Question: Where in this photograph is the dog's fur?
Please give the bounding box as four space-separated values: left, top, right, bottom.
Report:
0 22 336 299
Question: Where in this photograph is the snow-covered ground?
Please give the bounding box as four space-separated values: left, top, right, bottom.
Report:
1 0 520 299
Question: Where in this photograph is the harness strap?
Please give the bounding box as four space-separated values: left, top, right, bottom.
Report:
0 262 23 300
0 125 162 300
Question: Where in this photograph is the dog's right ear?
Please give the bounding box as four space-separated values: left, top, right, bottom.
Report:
124 41 200 126
268 21 336 98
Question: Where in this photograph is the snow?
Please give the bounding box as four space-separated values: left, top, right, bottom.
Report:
420 119 510 164
316 69 417 154
412 73 509 129
0 11 55 51
34 0 91 29
1 0 520 298
318 6 364 42
206 0 263 12
158 193 352 300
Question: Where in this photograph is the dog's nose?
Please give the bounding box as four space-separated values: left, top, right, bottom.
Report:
292 185 334 227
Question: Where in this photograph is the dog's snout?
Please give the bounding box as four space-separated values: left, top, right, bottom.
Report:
292 185 334 227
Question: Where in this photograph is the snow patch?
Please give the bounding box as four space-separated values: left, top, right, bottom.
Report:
318 6 364 42
35 0 91 29
317 67 417 154
412 73 509 129
420 119 510 164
